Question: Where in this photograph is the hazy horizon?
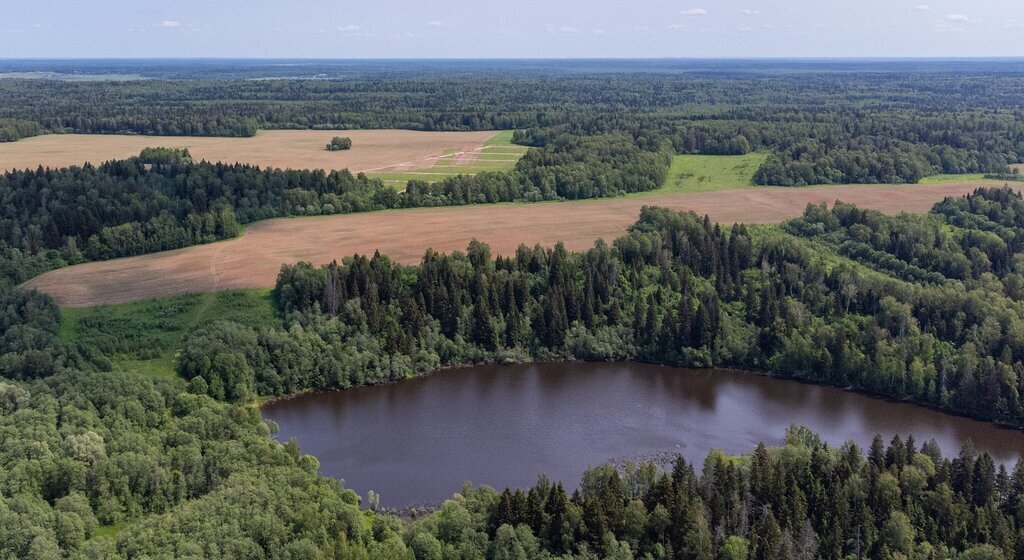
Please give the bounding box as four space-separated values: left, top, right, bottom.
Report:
5 56 1024 61
3 0 1023 59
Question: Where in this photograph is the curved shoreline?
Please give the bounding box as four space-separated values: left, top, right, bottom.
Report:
259 357 1024 439
262 360 1024 508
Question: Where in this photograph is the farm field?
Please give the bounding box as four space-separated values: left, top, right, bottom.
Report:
26 179 1012 307
0 129 518 175
368 131 528 187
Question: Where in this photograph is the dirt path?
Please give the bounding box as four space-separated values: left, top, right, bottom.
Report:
25 182 1010 307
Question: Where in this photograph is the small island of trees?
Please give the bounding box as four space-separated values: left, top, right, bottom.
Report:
326 136 352 151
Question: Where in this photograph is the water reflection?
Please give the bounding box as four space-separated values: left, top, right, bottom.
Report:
263 362 1024 507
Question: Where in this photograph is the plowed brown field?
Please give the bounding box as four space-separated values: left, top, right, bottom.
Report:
24 182 1012 307
0 130 499 172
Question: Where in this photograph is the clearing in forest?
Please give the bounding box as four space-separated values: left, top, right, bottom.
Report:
639 153 768 195
59 289 279 380
0 129 518 175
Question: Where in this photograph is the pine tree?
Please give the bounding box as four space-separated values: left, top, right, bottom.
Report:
543 483 570 554
750 510 783 560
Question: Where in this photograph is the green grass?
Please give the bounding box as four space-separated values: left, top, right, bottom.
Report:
60 288 280 380
633 153 768 197
917 173 1003 185
631 154 1005 197
367 130 527 188
91 521 130 541
480 146 528 154
484 129 517 146
467 154 524 161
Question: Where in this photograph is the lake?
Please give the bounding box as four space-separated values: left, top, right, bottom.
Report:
262 362 1024 507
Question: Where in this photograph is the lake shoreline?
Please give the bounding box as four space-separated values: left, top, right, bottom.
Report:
259 357 1024 435
263 361 1024 508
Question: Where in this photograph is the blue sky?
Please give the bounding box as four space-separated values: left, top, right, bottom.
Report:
1 0 1022 58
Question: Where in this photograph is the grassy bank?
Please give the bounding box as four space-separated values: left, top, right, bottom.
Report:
60 288 280 379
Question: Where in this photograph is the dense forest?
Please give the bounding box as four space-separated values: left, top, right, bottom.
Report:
3 59 1024 556
0 135 669 283
165 188 1024 432
2 65 1023 185
4 188 1024 557
423 427 1024 560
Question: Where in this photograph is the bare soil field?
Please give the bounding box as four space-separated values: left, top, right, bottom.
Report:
25 181 1012 308
0 130 500 173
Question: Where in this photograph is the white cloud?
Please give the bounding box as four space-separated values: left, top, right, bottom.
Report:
680 8 707 16
1007 19 1024 29
944 14 974 23
545 25 579 34
741 9 759 15
338 25 362 33
666 24 686 30
591 28 606 35
427 21 444 27
915 4 931 11
158 20 180 28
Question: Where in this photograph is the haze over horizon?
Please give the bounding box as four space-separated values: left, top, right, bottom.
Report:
3 0 1023 59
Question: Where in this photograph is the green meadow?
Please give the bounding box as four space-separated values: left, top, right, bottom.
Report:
60 288 279 380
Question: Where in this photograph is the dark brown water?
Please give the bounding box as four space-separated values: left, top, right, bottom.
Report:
262 362 1024 507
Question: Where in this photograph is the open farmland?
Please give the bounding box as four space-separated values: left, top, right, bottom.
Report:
368 130 528 187
0 129 514 174
25 180 1013 307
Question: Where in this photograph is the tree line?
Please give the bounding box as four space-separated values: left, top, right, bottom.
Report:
163 188 1024 434
408 426 1024 559
0 134 670 284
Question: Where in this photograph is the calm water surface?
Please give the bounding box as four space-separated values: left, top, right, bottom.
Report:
262 362 1024 507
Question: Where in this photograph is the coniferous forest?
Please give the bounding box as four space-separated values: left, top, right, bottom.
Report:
4 187 1024 558
2 62 1024 185
2 60 1024 559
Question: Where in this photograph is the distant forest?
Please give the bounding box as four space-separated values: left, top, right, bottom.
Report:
1 65 1023 185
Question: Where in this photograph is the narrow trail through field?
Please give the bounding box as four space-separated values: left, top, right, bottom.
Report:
183 233 233 334
362 145 485 173
26 182 1014 307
